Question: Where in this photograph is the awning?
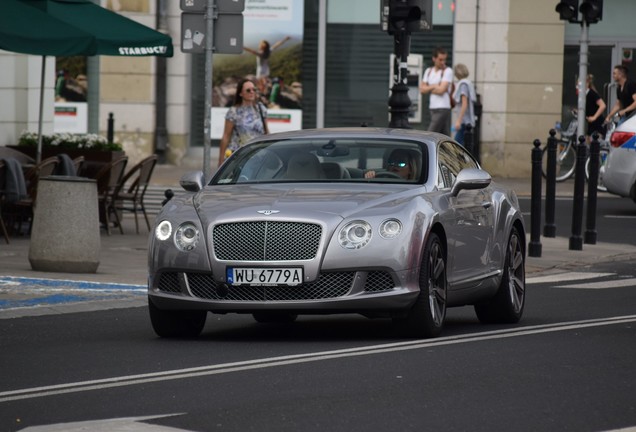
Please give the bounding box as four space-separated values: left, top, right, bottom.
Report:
0 0 96 56
20 0 173 57
1 0 173 162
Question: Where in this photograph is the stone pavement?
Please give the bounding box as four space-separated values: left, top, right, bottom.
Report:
1 162 636 307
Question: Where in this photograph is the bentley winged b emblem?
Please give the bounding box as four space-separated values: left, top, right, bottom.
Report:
257 210 280 216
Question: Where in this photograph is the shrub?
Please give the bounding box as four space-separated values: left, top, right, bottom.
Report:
18 131 123 151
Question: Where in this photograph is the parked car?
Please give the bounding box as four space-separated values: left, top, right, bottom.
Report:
604 114 636 203
148 128 526 339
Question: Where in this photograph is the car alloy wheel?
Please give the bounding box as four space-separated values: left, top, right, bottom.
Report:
475 227 525 323
399 232 447 338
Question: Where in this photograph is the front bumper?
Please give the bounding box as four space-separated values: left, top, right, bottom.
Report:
148 270 419 313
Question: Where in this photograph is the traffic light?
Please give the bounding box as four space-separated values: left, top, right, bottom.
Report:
555 0 579 22
384 0 432 35
579 0 603 24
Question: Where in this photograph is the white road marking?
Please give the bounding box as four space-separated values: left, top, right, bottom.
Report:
526 272 614 284
1 315 635 403
605 215 636 219
18 414 188 431
554 278 636 289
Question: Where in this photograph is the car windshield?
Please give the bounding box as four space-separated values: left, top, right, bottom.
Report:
212 138 427 185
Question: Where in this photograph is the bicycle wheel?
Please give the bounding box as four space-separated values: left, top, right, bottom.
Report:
541 138 577 182
585 148 609 192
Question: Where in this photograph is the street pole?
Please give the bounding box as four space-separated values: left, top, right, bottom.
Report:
388 31 411 129
203 0 215 182
577 20 588 140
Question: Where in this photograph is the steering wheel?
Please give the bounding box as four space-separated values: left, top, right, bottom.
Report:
374 171 402 179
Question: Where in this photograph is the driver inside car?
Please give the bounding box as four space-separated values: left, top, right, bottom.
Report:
364 149 416 180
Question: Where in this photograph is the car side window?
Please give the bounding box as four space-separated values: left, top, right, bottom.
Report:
437 141 478 189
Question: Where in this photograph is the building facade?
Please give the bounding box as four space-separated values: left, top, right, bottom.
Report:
2 0 636 176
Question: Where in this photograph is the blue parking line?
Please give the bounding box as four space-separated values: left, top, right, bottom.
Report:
0 277 146 312
0 276 145 291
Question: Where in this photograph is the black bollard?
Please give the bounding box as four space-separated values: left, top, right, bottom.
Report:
529 139 542 257
464 124 474 157
543 129 557 237
585 133 600 244
107 112 114 144
569 135 587 251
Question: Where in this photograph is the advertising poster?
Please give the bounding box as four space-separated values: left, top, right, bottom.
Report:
211 0 304 138
53 57 88 133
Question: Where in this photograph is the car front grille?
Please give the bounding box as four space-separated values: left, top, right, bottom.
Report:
187 271 354 301
155 270 396 301
212 221 322 261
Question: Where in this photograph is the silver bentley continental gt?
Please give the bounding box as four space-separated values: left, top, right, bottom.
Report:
148 128 526 338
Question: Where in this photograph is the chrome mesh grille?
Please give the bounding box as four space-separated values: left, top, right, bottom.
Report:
364 271 395 292
186 271 354 301
157 272 182 294
213 221 322 261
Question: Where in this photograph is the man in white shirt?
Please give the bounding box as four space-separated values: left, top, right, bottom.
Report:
419 46 454 136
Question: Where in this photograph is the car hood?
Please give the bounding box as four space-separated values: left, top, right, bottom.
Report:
193 183 422 224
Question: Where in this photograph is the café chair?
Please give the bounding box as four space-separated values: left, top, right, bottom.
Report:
113 154 158 234
94 156 128 235
0 160 11 243
9 156 59 235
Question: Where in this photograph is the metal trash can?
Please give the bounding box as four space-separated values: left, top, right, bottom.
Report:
29 176 100 273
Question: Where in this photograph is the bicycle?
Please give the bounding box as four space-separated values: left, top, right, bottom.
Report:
541 113 578 182
584 113 619 192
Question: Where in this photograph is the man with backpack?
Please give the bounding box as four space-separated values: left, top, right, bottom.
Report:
420 46 454 136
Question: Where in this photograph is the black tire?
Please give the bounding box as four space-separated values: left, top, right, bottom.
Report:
252 312 298 323
398 232 447 338
148 298 207 338
541 138 576 182
475 227 525 324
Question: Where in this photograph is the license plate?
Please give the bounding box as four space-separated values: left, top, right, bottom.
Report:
227 267 303 286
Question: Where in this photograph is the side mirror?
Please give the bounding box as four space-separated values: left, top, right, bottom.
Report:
450 168 491 197
180 171 205 192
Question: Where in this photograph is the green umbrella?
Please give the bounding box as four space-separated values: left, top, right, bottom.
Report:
0 0 97 56
2 0 173 162
21 0 173 57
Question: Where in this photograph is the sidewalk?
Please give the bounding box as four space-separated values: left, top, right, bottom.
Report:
2 163 635 288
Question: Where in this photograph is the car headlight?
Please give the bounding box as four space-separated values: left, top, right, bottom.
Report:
338 220 372 249
175 222 200 251
155 220 172 241
379 218 402 239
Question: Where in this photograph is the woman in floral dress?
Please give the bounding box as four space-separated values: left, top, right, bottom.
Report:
218 79 268 166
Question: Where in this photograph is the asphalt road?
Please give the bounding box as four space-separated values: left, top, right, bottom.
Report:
1 258 636 432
